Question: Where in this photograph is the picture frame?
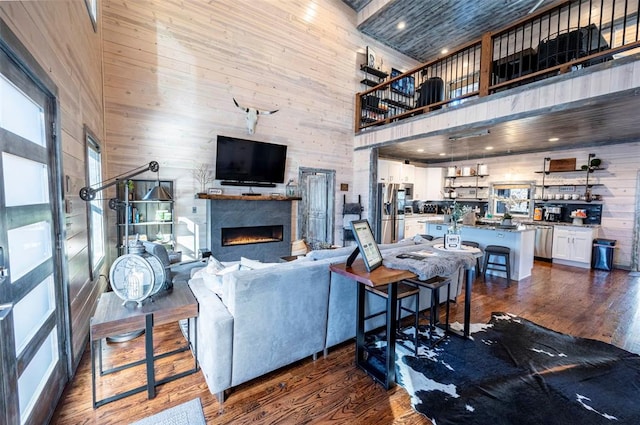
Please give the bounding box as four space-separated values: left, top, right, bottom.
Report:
366 46 376 68
85 0 98 32
349 219 383 272
444 233 461 250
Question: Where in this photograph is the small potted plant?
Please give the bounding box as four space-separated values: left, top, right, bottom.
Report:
122 179 134 200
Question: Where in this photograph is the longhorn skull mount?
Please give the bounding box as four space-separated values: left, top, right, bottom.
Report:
233 98 279 135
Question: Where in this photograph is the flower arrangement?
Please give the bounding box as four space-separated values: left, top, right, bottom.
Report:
446 200 471 231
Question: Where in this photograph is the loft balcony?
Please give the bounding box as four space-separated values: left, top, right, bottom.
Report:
355 0 640 138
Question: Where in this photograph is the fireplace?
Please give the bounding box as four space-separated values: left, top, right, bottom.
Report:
221 225 284 246
207 199 293 262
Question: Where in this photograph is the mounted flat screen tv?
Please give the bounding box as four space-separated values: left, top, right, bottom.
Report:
215 136 287 186
390 68 415 97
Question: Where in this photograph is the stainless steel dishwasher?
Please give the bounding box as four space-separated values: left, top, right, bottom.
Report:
533 225 554 260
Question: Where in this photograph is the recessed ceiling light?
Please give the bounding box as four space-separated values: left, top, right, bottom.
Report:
397 21 406 30
548 137 559 142
441 48 449 55
485 146 494 150
416 148 424 152
439 152 446 156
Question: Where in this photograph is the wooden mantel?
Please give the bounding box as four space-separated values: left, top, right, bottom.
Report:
198 194 301 201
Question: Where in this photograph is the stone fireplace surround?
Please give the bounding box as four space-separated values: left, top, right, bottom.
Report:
206 196 295 262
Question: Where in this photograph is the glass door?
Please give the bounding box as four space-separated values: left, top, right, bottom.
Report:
0 45 66 425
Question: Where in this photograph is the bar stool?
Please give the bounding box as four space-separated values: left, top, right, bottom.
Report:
483 245 511 283
404 276 451 347
461 240 482 277
364 281 421 355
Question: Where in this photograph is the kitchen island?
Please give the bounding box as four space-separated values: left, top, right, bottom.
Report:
421 219 535 281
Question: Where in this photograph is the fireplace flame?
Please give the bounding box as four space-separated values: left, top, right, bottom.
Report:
221 225 284 247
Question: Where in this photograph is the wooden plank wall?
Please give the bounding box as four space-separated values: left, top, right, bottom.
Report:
100 0 418 257
0 1 107 369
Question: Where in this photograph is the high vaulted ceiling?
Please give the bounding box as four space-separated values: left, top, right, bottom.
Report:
343 0 640 164
343 0 561 62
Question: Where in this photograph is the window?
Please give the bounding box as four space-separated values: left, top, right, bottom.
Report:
490 182 535 217
85 126 105 279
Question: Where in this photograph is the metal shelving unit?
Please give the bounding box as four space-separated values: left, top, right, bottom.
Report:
117 179 174 255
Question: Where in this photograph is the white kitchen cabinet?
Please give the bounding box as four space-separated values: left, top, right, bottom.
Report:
552 226 597 268
413 167 443 200
400 163 415 183
404 216 424 239
425 167 444 200
378 159 402 183
413 167 427 200
379 159 414 183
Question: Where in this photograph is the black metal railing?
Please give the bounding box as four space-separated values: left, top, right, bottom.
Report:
356 0 640 132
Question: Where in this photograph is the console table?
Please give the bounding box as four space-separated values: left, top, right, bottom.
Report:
330 260 416 389
330 247 477 389
90 282 199 408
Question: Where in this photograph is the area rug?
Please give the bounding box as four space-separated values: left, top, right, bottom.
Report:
129 398 206 425
384 312 640 425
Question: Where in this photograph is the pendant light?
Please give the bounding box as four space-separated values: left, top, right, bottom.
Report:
143 171 172 201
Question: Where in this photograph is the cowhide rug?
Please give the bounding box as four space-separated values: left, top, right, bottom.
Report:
370 312 640 425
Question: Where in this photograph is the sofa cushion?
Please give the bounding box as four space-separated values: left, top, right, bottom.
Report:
305 240 418 261
305 246 355 261
240 257 278 270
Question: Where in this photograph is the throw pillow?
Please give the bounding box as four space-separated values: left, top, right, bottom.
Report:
206 255 225 272
200 263 240 296
192 255 238 296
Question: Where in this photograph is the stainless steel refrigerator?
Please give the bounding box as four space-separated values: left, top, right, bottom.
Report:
377 183 406 244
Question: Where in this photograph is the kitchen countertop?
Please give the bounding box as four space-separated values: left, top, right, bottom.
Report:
519 220 601 228
458 224 533 233
412 214 600 229
408 214 443 222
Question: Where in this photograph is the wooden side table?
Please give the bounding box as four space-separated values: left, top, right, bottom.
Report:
90 282 199 408
330 260 416 389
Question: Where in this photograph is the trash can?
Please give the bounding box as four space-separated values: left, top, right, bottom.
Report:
592 238 616 271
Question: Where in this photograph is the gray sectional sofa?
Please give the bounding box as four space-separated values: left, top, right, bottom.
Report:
186 239 463 402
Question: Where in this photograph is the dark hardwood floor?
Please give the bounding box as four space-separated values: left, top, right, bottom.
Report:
51 261 640 424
